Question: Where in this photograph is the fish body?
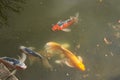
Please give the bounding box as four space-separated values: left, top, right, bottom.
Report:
52 13 79 32
45 42 86 71
0 57 27 70
19 46 43 59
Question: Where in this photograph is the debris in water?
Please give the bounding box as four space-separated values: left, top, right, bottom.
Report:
96 44 100 47
110 52 114 56
66 73 70 76
114 32 120 38
118 20 120 23
99 0 103 3
76 44 80 49
105 54 108 57
103 37 112 44
83 74 89 78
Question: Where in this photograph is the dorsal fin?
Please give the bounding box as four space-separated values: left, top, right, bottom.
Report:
77 56 83 62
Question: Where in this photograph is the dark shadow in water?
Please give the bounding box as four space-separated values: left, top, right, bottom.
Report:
0 0 26 27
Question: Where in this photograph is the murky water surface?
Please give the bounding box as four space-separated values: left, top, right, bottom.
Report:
0 0 120 80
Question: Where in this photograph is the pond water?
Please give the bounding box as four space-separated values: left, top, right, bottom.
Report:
0 0 120 80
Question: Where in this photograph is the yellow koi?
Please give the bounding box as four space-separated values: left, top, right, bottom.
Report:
45 42 86 71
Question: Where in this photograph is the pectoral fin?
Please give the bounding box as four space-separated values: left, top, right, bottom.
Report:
55 59 74 68
55 60 62 64
64 59 74 68
55 59 64 67
62 28 71 32
65 61 74 67
77 56 83 62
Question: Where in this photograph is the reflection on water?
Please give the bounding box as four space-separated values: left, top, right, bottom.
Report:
0 0 120 80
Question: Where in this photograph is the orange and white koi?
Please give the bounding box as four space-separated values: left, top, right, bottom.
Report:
45 42 86 71
52 13 79 32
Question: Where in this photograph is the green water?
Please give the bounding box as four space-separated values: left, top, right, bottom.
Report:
0 0 120 80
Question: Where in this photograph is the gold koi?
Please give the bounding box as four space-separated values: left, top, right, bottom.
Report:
45 42 86 71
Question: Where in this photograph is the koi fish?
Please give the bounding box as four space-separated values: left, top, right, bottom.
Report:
45 42 86 71
20 46 44 59
0 53 27 70
52 13 79 32
19 46 53 70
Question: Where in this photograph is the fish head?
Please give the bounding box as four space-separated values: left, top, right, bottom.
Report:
19 46 34 55
44 42 62 56
45 42 60 49
16 62 27 70
19 46 26 53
